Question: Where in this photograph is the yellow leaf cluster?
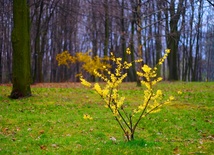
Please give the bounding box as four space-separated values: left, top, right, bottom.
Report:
80 52 133 116
83 114 93 120
77 48 178 142
56 50 111 75
158 49 170 65
134 49 174 115
56 51 74 66
80 49 174 117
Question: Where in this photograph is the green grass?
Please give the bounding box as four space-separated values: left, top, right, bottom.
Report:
0 82 214 154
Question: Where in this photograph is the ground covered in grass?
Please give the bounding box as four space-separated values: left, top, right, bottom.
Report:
0 82 214 154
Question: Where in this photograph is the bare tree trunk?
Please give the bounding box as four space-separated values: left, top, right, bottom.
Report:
164 0 185 81
136 0 143 86
10 0 32 99
33 0 43 83
0 24 2 83
192 0 203 81
104 0 109 57
155 5 162 77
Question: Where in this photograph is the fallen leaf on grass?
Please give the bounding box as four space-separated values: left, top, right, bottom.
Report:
39 130 45 134
83 114 93 120
40 145 47 150
199 140 203 145
51 144 59 148
2 128 9 134
12 138 16 141
75 144 82 149
173 146 180 155
110 136 117 142
207 135 214 140
204 119 212 123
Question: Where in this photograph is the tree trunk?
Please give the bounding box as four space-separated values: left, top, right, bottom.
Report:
0 35 2 83
192 0 203 81
33 1 43 83
104 0 109 57
167 23 179 81
91 1 98 82
135 0 143 86
10 0 31 99
165 0 185 81
130 20 137 82
155 1 162 77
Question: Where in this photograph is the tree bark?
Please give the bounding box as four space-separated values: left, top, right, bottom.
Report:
10 0 32 99
192 0 203 81
165 0 184 81
136 0 143 86
0 32 2 83
33 0 44 83
104 0 109 57
130 20 137 82
155 8 162 77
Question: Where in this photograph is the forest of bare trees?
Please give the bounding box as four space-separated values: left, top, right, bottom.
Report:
0 0 214 83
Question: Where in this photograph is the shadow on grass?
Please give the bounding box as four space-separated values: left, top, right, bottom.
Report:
125 139 159 147
110 139 161 148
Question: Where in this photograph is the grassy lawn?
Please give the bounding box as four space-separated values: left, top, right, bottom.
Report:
0 82 214 154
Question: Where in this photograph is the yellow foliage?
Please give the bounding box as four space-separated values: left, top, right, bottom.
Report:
78 49 174 141
56 51 75 66
80 50 174 116
83 114 93 120
158 49 170 65
80 76 92 87
56 50 111 75
134 49 174 115
126 47 131 54
79 53 134 116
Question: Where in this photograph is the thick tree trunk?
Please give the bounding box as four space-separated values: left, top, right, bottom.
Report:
167 27 179 81
167 16 179 81
166 0 184 81
10 0 31 99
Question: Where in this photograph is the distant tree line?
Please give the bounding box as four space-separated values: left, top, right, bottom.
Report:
0 0 214 83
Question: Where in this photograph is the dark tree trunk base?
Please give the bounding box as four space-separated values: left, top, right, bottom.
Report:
9 90 31 99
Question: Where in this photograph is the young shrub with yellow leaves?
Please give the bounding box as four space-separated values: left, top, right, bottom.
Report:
79 49 174 141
